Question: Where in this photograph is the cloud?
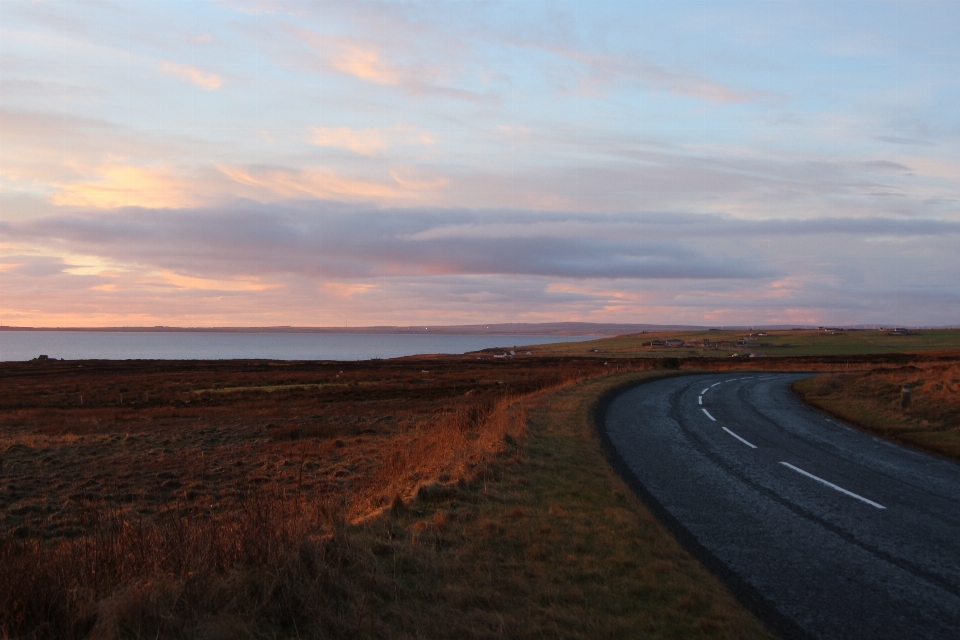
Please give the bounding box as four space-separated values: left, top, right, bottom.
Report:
525 43 772 104
217 165 405 200
3 203 959 326
0 204 777 282
158 61 222 89
8 204 960 286
50 163 201 209
875 136 934 146
307 126 435 156
325 40 399 85
309 127 389 155
158 270 275 292
293 31 494 103
0 254 71 277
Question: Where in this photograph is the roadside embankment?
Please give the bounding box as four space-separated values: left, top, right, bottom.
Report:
337 370 774 638
794 359 960 461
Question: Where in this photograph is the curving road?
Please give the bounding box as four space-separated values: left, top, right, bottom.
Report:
603 373 960 640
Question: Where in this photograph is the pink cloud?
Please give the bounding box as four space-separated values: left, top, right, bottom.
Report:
158 61 222 89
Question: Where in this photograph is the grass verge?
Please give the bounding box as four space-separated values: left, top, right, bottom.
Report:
793 361 960 461
340 370 774 638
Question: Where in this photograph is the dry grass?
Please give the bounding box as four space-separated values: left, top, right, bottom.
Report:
6 353 957 638
0 357 635 638
25 351 947 638
794 358 960 460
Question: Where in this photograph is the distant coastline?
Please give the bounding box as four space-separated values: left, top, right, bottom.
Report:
0 322 706 336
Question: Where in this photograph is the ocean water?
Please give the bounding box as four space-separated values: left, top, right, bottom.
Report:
0 331 599 362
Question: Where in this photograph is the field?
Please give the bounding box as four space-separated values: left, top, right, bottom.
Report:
5 349 958 638
3 356 774 639
0 357 590 637
525 328 960 358
1 357 595 537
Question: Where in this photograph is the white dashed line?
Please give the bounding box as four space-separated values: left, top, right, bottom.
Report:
779 462 886 510
722 427 757 449
702 408 716 421
711 382 722 388
698 396 703 405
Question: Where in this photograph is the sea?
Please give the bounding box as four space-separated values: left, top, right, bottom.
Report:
0 331 599 362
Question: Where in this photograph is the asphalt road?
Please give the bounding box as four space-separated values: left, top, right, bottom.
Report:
603 373 960 640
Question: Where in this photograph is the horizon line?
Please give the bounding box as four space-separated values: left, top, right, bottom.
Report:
3 323 956 333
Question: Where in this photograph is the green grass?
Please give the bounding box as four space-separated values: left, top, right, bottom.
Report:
524 328 960 359
342 371 775 638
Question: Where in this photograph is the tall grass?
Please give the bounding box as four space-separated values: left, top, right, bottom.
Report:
0 392 533 639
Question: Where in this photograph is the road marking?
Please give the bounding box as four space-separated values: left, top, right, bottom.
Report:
702 408 716 421
698 396 703 405
711 382 722 387
722 427 757 449
701 387 710 395
779 462 886 510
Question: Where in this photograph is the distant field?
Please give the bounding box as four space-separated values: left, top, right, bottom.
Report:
522 328 960 358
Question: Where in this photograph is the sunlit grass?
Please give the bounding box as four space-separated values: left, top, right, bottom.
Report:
526 328 960 358
794 360 960 461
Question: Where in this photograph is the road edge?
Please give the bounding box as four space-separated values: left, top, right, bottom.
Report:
592 373 814 640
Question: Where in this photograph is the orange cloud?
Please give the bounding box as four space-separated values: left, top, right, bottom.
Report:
50 164 200 209
158 270 275 292
218 165 446 201
321 281 378 297
326 42 399 85
309 127 388 155
308 125 436 156
159 61 222 89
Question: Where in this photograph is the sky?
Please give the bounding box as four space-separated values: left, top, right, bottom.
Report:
1 0 959 328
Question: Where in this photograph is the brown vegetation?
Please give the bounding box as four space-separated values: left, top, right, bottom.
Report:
11 351 952 638
0 357 630 638
794 358 960 461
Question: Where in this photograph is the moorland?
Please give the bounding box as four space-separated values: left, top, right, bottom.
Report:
2 334 958 639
